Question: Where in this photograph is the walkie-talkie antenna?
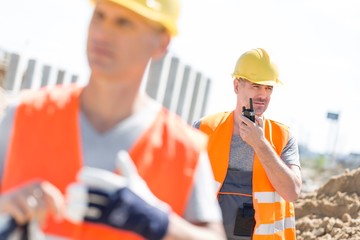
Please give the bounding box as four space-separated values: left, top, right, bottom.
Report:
249 98 253 111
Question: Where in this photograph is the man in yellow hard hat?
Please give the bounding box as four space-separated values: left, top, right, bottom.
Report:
193 48 302 240
0 0 226 239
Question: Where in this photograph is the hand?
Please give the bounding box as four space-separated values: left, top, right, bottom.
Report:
65 151 170 240
239 115 265 146
0 181 64 238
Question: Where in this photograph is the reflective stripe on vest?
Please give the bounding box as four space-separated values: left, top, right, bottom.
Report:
2 85 205 239
254 191 284 203
199 111 296 240
253 191 296 235
254 217 295 235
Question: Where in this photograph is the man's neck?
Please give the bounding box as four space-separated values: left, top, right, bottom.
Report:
80 76 143 133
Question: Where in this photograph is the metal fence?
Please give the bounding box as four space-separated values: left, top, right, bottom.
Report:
0 50 210 124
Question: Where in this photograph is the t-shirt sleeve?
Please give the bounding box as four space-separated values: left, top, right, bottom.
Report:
280 130 301 168
183 151 223 223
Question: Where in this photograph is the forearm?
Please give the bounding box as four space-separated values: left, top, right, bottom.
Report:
253 139 302 201
164 213 226 240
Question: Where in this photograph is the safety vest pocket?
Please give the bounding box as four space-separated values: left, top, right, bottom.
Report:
233 203 255 237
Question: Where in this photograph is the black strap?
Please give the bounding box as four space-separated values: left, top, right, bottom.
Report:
0 218 29 240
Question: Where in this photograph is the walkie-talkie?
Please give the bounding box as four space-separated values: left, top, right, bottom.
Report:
242 98 255 122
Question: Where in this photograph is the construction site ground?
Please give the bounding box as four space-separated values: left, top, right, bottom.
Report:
296 161 360 239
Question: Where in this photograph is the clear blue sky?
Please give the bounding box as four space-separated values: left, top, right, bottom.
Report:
1 0 360 155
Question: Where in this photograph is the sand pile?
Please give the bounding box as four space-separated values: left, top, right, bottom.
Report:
295 167 360 239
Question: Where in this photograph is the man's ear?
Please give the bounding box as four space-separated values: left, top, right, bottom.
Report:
233 79 239 93
152 32 170 60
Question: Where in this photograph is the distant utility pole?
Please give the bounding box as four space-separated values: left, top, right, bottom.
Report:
326 112 340 166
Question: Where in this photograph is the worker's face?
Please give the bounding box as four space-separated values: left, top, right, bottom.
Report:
234 78 273 116
87 0 170 80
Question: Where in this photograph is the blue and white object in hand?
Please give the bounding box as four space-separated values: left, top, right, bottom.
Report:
65 151 170 240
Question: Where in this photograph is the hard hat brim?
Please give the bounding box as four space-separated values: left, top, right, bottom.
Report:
232 75 283 86
252 79 283 86
92 0 178 36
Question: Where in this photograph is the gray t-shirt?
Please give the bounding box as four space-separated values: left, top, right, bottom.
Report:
0 96 222 228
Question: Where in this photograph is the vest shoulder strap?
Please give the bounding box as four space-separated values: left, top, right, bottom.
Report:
199 111 232 135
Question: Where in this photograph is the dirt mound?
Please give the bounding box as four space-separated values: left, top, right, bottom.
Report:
295 168 360 239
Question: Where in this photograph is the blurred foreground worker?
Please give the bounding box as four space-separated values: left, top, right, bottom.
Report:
193 48 302 240
0 0 226 239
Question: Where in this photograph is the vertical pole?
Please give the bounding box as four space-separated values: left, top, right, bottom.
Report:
3 53 20 91
21 59 36 90
56 70 65 85
41 65 52 87
162 56 179 109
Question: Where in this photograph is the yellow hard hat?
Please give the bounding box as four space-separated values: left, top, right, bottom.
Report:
93 0 180 36
231 48 282 86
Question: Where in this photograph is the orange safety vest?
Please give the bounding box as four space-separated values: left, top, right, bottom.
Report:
199 111 296 240
2 85 206 240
